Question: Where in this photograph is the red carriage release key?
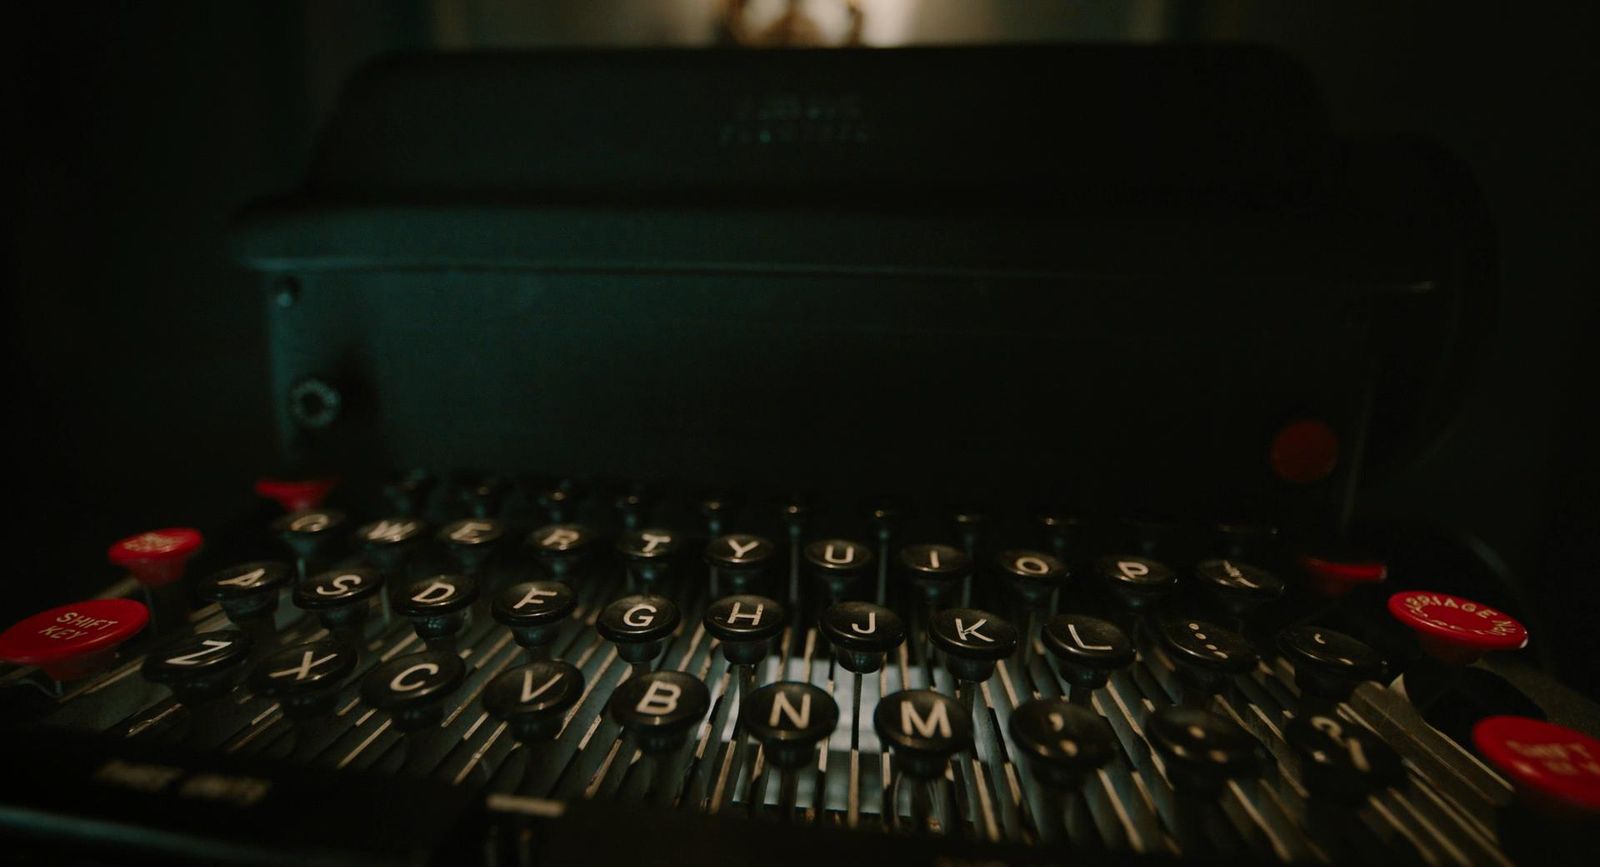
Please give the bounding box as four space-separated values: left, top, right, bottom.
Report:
1473 716 1600 817
255 477 338 512
107 528 204 587
1387 590 1528 665
0 598 150 680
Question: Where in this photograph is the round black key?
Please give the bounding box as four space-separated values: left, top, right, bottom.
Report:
1277 625 1386 703
294 567 383 631
1093 555 1177 612
1194 559 1285 611
483 660 585 743
742 682 840 769
1008 698 1118 788
898 544 969 593
597 594 680 665
436 518 504 575
395 573 478 648
996 549 1069 604
1157 616 1258 676
703 595 786 665
1285 712 1403 804
143 630 252 700
198 561 289 621
273 509 348 562
1146 706 1262 793
361 649 467 730
820 602 904 674
455 473 509 518
382 469 436 517
526 523 599 577
1042 614 1134 692
705 534 776 592
929 608 1017 683
250 639 358 717
873 689 973 779
493 581 576 654
804 538 874 599
617 528 680 585
608 670 711 754
354 517 426 574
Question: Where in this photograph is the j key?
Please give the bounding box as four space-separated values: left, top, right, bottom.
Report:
804 538 874 603
703 594 786 667
382 468 436 517
821 602 904 752
197 561 289 645
616 528 680 588
526 523 599 580
1473 716 1599 860
254 477 337 513
1008 698 1117 788
272 509 347 580
1093 555 1177 617
1192 558 1284 625
1387 589 1529 665
294 567 384 643
874 689 973 831
1155 616 1258 706
140 629 253 745
608 670 711 755
1285 712 1403 804
596 593 680 673
705 534 776 596
1146 706 1262 794
394 574 478 651
435 518 504 577
0 598 149 685
492 581 576 660
1276 625 1385 706
360 649 467 738
108 527 202 633
1041 614 1133 704
929 607 1018 710
355 517 427 577
742 681 839 819
483 660 585 745
453 473 509 518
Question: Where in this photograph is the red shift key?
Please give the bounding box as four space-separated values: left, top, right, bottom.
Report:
1473 716 1600 818
0 598 149 680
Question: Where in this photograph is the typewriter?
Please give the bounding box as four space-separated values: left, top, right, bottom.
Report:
2 46 1596 866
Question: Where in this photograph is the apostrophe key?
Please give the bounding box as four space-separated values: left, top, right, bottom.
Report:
1275 625 1385 709
383 468 436 517
293 567 384 648
805 539 873 605
250 639 358 759
492 581 576 660
996 549 1069 664
360 649 468 775
1473 716 1600 861
1008 698 1118 844
0 598 149 689
454 473 509 519
705 534 776 597
929 607 1017 710
197 562 290 648
875 689 973 833
1154 616 1258 707
108 527 202 633
436 518 504 578
607 670 711 798
597 594 680 675
526 523 599 581
483 660 584 790
272 509 347 582
1145 706 1264 855
139 629 253 748
1041 614 1134 706
254 477 337 513
394 573 478 651
741 682 839 820
617 528 680 589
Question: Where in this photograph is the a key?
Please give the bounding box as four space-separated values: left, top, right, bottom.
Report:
492 581 576 660
435 518 504 577
1193 558 1284 627
705 534 776 597
741 682 839 820
874 689 973 832
996 549 1069 664
293 567 384 649
197 562 289 647
596 594 680 675
254 477 337 513
107 528 202 633
1093 555 1177 621
272 509 347 582
1037 512 1086 560
394 574 478 651
1387 589 1528 666
805 539 873 604
703 594 786 668
1297 549 1388 599
1146 707 1264 853
525 523 599 580
698 493 739 538
523 477 585 524
1285 711 1406 862
1041 614 1133 705
612 485 656 531
0 598 149 687
616 528 680 589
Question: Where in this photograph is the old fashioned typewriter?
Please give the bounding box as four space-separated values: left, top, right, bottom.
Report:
2 46 1595 865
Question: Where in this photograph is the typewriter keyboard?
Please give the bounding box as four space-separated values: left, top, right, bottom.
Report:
2 473 1596 865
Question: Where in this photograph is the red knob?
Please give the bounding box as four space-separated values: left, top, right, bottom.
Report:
1387 590 1528 665
0 598 150 680
1299 553 1388 598
255 477 338 512
107 528 204 587
1472 716 1600 818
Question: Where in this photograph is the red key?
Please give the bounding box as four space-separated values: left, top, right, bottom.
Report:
107 528 204 587
1387 590 1528 665
255 477 338 512
1473 716 1600 817
1300 553 1387 598
0 598 150 680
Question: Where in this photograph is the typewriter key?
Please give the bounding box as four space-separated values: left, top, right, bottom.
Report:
1093 555 1177 620
742 682 839 820
436 518 504 577
612 486 656 531
294 567 383 646
805 538 874 604
597 593 681 674
1285 712 1403 804
1041 614 1134 704
523 477 585 523
1297 550 1388 598
492 580 576 660
1473 716 1600 819
996 549 1069 664
1387 589 1528 665
705 534 775 596
875 689 973 831
1276 625 1385 706
251 639 357 715
526 523 599 579
0 598 149 685
1146 706 1262 793
198 561 289 645
929 607 1018 705
1155 616 1258 706
361 649 467 732
1193 559 1284 626
382 468 436 517
1008 697 1117 844
355 517 426 577
108 527 203 633
272 509 347 582
254 477 336 513
616 528 680 588
698 492 740 538
821 602 904 753
483 660 584 745
609 670 711 755
453 472 509 518
704 594 786 667
394 573 478 651
141 629 253 745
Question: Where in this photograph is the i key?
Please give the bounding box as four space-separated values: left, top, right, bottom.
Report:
741 682 839 821
198 561 290 648
705 534 776 598
596 594 681 675
616 528 680 590
108 527 202 634
898 544 969 660
1008 698 1118 844
394 574 478 651
250 639 358 760
1041 614 1134 705
492 581 576 660
293 567 384 650
140 629 253 748
360 649 468 776
272 509 347 583
874 690 973 833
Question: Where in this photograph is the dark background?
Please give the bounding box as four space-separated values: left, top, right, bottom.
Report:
3 1 1596 694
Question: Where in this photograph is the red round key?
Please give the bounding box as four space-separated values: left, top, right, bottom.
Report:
107 528 204 587
1387 590 1528 664
255 477 337 512
1473 716 1600 817
1300 553 1387 598
0 598 150 680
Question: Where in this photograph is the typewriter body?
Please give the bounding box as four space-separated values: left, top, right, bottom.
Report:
2 46 1595 866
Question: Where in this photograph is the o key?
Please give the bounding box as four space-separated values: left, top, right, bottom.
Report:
0 598 150 682
107 528 203 588
1387 590 1528 665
